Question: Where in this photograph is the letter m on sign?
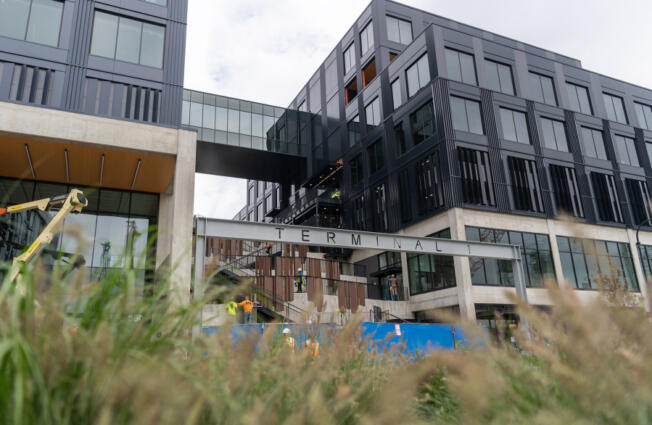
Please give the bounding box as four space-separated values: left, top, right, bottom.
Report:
351 234 361 246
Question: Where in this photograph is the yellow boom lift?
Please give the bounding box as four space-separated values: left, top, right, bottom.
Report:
0 189 88 285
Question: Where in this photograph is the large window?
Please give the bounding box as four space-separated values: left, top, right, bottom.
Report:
90 11 165 68
362 57 376 87
549 165 584 218
499 108 529 144
466 227 554 288
391 79 402 109
507 157 544 213
626 179 651 225
345 78 358 105
485 59 514 95
603 93 628 124
450 96 483 135
458 148 495 206
352 195 366 230
386 15 412 44
360 21 374 55
416 152 444 215
0 0 63 47
410 102 435 145
634 102 652 130
408 229 455 295
343 43 355 74
529 72 557 106
445 48 477 85
540 117 569 152
613 135 639 167
566 82 592 115
591 172 623 223
348 115 361 147
406 54 430 97
365 97 381 126
350 154 364 186
373 184 388 232
557 236 638 291
580 127 608 160
368 139 385 174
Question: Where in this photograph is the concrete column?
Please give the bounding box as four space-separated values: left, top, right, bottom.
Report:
400 251 410 301
626 229 650 312
546 219 570 288
448 208 475 321
157 129 197 307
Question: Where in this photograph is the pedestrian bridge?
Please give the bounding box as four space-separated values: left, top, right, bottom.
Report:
182 89 309 184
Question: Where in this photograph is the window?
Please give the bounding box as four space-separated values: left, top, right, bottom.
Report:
613 135 639 167
348 115 361 147
445 48 477 85
416 152 444 215
408 247 456 295
603 93 628 124
365 97 381 126
625 179 651 225
458 148 495 206
566 82 592 115
386 15 412 44
391 79 402 109
591 172 623 223
580 127 608 160
257 203 263 222
368 139 385 173
345 78 357 105
265 195 272 213
638 245 652 284
450 96 483 135
634 102 652 130
0 0 63 47
90 11 165 68
389 52 398 62
352 195 366 230
507 157 543 213
350 154 363 186
362 57 376 88
557 236 638 291
499 108 529 144
360 21 374 55
343 43 355 74
484 59 514 95
248 185 255 204
394 123 406 156
529 72 557 105
467 227 554 287
410 101 435 145
373 184 388 232
539 117 568 152
398 169 412 222
549 165 584 218
406 54 430 97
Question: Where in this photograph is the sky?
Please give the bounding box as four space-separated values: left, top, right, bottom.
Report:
187 0 652 219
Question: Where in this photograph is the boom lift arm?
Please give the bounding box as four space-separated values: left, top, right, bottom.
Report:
0 189 88 284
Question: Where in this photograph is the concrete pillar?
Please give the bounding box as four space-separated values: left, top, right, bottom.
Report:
546 219 570 288
448 208 475 321
156 129 197 307
400 251 410 301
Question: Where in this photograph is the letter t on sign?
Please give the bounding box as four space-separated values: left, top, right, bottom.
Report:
275 227 284 239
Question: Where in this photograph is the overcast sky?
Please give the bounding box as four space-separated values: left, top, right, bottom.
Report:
187 0 652 219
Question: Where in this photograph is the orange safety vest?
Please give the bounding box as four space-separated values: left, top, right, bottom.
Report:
238 299 254 313
305 340 319 357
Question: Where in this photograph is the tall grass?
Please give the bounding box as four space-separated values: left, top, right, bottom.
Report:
1 232 652 424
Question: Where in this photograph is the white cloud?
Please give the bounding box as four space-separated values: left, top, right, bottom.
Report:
187 0 652 219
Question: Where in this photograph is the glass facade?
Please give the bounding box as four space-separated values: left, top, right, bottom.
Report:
406 54 430 98
0 0 63 47
182 89 307 155
499 107 529 144
540 117 569 152
529 72 557 106
557 236 638 291
485 59 514 95
407 229 455 295
90 11 165 68
466 227 554 288
0 179 158 287
450 96 483 134
603 92 628 124
445 48 477 85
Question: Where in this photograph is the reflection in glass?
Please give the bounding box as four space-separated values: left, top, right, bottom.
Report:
0 0 30 40
93 216 128 271
26 0 63 46
60 214 97 268
90 12 119 59
116 18 142 64
140 23 165 68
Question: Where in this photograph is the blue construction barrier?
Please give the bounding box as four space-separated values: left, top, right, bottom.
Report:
203 322 480 355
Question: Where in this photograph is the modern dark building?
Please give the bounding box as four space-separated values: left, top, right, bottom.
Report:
1 0 651 321
227 0 652 321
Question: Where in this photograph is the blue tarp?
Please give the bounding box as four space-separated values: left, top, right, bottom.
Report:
203 322 477 355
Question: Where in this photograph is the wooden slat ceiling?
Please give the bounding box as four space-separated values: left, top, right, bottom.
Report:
0 134 175 193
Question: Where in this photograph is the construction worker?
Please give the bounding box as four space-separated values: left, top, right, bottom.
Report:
282 327 295 350
238 296 254 324
330 188 341 200
265 241 272 255
305 338 319 357
295 268 305 292
389 275 399 301
226 301 238 316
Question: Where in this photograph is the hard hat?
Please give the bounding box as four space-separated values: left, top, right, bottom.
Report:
298 268 302 271
282 328 291 334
